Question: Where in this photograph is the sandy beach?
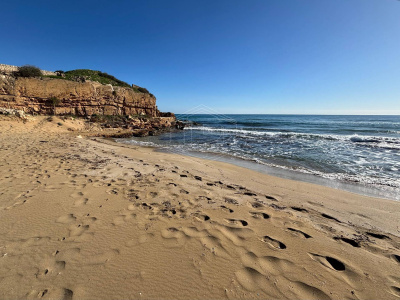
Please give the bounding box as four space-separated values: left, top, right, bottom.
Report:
1 116 399 300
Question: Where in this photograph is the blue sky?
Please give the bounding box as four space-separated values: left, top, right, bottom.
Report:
2 0 400 114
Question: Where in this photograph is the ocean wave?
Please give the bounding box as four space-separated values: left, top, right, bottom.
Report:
184 126 400 149
349 136 400 150
162 144 400 188
184 126 277 136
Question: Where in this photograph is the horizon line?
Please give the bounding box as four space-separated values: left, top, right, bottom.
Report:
173 113 400 116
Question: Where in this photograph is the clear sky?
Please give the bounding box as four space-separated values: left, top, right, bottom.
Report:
2 0 400 114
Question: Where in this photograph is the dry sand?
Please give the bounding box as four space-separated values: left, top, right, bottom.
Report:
0 116 400 300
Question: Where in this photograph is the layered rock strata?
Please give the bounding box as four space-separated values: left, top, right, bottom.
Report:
0 75 158 117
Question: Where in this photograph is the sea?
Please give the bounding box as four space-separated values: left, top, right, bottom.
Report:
117 114 400 201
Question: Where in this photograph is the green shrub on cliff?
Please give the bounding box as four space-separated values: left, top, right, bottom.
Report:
15 65 42 77
46 96 61 115
42 68 154 97
63 69 131 88
137 87 149 93
47 96 61 107
131 86 154 97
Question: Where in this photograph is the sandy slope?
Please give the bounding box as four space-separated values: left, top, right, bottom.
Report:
0 116 399 300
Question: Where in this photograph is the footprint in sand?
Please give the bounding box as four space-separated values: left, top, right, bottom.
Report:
149 191 158 197
321 213 341 223
220 205 234 213
43 185 59 192
70 191 84 198
250 211 270 219
53 247 81 262
68 224 90 237
112 212 136 226
126 189 140 200
161 227 184 239
5 198 29 210
36 260 66 279
194 213 210 221
288 228 312 239
291 206 308 213
140 202 153 210
27 288 73 300
225 198 239 205
196 196 213 203
265 195 278 201
106 188 119 195
56 214 76 224
333 236 360 247
73 198 88 207
391 254 400 264
85 215 97 223
389 286 400 298
243 192 257 196
160 228 188 248
308 253 346 271
261 235 286 249
366 231 390 240
249 201 265 209
225 219 248 227
269 203 286 210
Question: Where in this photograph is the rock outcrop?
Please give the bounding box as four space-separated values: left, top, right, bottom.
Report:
0 107 27 119
0 75 158 117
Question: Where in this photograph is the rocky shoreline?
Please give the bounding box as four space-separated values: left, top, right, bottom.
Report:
0 107 185 139
86 114 186 138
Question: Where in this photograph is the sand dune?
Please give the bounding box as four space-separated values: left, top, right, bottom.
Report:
0 116 399 299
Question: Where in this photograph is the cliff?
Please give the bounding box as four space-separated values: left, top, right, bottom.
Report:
0 74 158 117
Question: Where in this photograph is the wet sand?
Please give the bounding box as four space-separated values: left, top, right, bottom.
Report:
1 116 400 300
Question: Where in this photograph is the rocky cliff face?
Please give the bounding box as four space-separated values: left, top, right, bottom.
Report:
0 75 158 117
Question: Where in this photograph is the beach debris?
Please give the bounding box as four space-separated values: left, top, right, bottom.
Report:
333 236 360 247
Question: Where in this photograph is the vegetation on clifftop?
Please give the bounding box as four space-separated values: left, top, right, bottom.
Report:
14 65 42 78
45 69 154 97
5 64 155 97
63 69 131 87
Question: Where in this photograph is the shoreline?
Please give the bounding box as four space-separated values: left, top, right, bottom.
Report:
161 148 400 201
98 136 400 235
1 116 400 299
117 138 400 201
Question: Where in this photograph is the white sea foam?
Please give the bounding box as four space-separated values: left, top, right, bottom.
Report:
117 115 400 197
184 126 400 149
166 144 400 188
